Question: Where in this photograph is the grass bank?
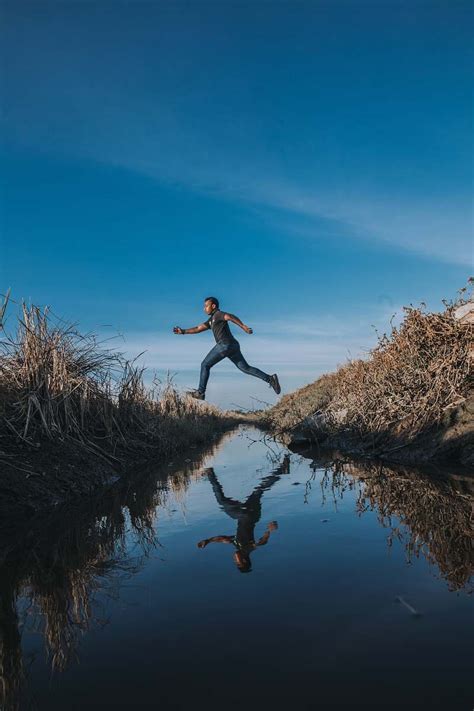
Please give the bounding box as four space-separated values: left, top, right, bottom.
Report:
261 288 473 467
0 300 242 515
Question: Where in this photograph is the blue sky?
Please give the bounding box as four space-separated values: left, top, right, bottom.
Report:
1 0 472 408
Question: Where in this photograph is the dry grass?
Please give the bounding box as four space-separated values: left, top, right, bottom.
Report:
0 302 239 468
326 302 472 438
266 287 473 453
264 373 337 435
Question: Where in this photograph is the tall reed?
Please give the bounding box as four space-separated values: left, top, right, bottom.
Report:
0 302 238 464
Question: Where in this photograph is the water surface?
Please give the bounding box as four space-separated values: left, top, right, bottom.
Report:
1 426 472 710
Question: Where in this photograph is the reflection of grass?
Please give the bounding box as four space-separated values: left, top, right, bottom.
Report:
357 467 473 592
0 432 230 709
308 458 474 592
0 576 22 711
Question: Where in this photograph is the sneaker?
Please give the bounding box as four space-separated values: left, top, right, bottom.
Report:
269 374 281 395
187 389 205 400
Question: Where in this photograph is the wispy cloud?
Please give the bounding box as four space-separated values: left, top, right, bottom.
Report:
105 303 408 409
5 80 470 269
6 77 470 267
92 147 471 267
251 304 405 340
5 2 471 270
111 303 403 383
231 181 472 267
111 327 372 410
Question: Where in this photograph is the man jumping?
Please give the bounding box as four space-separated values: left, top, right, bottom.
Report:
173 296 281 400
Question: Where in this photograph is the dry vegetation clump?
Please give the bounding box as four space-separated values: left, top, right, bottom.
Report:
266 288 473 457
326 301 472 439
0 576 22 711
1 305 122 454
0 302 239 469
262 373 336 434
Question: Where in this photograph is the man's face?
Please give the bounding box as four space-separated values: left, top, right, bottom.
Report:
233 551 251 572
204 300 216 315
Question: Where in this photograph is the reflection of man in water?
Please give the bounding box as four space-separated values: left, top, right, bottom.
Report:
197 457 289 573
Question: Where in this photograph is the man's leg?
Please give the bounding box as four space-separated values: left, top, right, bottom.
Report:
227 345 271 384
206 469 243 521
198 344 227 395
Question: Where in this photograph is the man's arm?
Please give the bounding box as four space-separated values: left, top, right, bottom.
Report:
173 322 210 335
197 536 233 548
223 313 253 334
256 521 278 547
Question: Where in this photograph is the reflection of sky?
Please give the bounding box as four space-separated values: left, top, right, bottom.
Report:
2 1 472 408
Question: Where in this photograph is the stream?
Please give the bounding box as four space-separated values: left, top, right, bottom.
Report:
1 425 472 710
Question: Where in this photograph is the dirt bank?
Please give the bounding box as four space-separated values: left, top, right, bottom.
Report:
0 415 243 519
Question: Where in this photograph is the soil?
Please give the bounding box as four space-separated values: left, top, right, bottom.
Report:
275 394 474 471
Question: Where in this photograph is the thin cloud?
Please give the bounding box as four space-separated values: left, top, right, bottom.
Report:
6 97 469 268
113 304 402 380
4 6 470 268
241 181 471 267
95 150 470 267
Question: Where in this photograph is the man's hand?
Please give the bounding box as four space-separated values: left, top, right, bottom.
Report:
267 521 278 532
244 326 253 334
197 539 209 548
173 326 184 334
